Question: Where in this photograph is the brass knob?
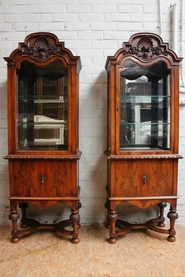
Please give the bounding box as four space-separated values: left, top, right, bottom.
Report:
142 175 148 184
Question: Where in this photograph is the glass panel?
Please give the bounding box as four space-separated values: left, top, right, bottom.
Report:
120 59 170 150
16 60 68 150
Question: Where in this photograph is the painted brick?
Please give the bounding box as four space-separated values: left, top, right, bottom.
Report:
104 13 130 22
118 4 143 13
39 5 65 13
53 13 79 22
40 14 53 22
92 4 117 13
59 22 91 31
79 13 104 22
117 22 143 31
38 22 65 31
67 5 91 13
12 23 39 32
130 13 158 22
14 5 40 14
53 0 78 4
91 22 116 31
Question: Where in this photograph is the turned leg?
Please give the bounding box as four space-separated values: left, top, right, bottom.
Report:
107 209 118 244
70 209 80 244
157 202 167 227
9 206 20 243
167 205 178 242
19 203 29 228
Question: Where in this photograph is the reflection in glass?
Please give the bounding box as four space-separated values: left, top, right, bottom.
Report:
120 59 170 150
16 60 68 150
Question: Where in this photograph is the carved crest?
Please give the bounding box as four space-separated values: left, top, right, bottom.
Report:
22 35 62 61
125 35 165 61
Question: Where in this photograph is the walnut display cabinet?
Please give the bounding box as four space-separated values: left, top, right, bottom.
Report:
4 32 82 243
105 33 183 243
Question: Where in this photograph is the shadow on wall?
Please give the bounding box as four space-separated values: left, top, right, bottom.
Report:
0 81 8 165
0 82 10 224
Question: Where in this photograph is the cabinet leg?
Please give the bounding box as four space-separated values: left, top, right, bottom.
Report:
157 202 167 227
70 209 80 244
167 205 178 242
108 209 118 244
19 203 29 228
9 206 20 243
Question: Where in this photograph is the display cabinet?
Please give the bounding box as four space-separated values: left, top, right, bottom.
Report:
105 33 182 243
4 32 82 243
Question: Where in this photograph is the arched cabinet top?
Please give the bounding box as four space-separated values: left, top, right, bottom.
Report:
105 32 182 71
4 32 82 73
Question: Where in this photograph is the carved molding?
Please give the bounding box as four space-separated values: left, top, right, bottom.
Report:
21 35 63 62
4 152 82 160
124 35 166 61
104 151 183 160
105 32 182 72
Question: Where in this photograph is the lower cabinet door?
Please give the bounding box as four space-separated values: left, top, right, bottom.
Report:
110 159 175 197
9 160 77 197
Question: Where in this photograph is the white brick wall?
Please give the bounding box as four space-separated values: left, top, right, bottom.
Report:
0 0 185 226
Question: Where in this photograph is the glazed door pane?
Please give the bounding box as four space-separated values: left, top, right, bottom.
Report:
120 60 170 150
16 60 68 150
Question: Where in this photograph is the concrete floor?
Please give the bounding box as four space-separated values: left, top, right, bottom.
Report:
0 224 185 277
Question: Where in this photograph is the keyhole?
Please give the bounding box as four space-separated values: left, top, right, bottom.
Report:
142 175 148 184
40 175 46 184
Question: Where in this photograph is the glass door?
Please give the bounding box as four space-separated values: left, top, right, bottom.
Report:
16 60 68 150
120 59 171 150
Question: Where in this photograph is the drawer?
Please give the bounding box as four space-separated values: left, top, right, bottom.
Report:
110 160 175 197
9 160 78 197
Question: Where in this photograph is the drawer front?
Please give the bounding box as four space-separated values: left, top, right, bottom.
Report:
110 160 175 197
9 160 77 197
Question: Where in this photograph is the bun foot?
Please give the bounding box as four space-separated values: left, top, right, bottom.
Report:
11 237 19 243
107 237 116 244
71 238 80 244
167 235 176 242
